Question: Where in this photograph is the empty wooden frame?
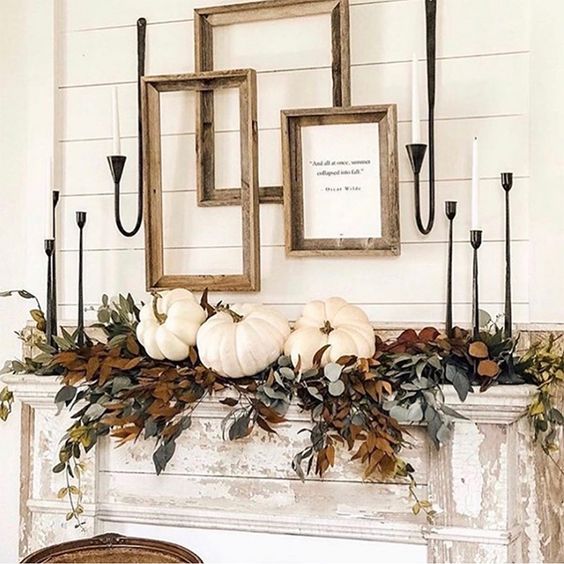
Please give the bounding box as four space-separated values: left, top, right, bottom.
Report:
194 0 351 206
142 69 260 292
282 105 400 256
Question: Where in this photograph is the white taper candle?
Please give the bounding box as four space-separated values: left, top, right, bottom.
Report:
46 159 53 238
112 87 121 155
411 53 422 144
471 137 479 229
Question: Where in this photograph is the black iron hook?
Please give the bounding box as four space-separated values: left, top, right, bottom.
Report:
108 17 146 238
406 0 437 236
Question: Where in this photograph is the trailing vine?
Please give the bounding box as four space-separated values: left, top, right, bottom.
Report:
1 293 563 529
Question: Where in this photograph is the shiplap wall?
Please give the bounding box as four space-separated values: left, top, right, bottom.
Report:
55 0 531 325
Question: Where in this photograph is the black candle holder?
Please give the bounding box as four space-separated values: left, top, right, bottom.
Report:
51 190 60 339
76 212 87 347
445 201 457 337
405 0 437 236
501 172 513 338
44 239 56 348
470 229 483 340
106 17 146 238
406 143 431 234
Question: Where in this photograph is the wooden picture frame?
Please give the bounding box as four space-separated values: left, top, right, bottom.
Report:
281 105 400 256
142 69 260 292
194 0 351 206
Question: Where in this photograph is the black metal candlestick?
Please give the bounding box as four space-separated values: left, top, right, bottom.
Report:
445 201 457 337
44 239 55 348
76 212 87 347
106 17 146 238
470 230 483 340
405 0 437 235
501 172 513 338
51 190 60 338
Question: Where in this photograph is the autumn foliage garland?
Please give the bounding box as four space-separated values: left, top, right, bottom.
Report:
2 293 564 528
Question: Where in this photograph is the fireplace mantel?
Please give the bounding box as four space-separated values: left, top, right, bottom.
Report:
4 373 563 563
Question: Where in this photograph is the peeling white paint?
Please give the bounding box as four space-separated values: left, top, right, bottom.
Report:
451 422 484 518
518 421 544 564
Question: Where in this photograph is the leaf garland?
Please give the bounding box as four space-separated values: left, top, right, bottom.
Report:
1 293 564 529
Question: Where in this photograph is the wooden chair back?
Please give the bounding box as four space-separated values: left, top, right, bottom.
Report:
21 533 203 563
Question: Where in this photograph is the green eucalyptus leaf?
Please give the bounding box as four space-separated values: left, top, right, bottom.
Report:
55 386 77 405
153 440 176 475
145 418 158 439
306 386 323 402
262 386 288 401
479 309 492 328
111 375 131 395
389 405 411 422
278 356 292 368
324 363 343 382
84 403 105 421
407 401 424 422
445 364 471 402
97 309 111 324
228 413 251 441
436 423 451 444
278 367 296 381
328 379 345 396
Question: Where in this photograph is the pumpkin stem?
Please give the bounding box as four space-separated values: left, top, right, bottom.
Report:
217 305 244 323
320 320 334 335
151 292 167 325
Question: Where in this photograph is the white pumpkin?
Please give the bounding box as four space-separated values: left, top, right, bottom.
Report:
197 304 291 378
284 297 375 370
136 289 206 361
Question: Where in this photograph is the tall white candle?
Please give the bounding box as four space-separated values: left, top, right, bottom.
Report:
471 137 479 229
112 87 121 155
411 53 421 144
46 159 53 238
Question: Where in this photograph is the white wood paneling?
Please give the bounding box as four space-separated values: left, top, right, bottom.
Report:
56 176 530 254
61 0 529 62
56 241 530 308
59 116 528 200
59 53 528 141
351 0 530 64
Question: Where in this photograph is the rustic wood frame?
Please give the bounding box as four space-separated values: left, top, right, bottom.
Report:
194 0 351 206
142 69 260 292
281 105 400 256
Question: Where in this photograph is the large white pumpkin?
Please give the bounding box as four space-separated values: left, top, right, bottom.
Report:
197 304 291 378
136 289 206 361
284 297 375 370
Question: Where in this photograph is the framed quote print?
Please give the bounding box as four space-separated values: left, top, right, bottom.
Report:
141 69 260 292
194 0 351 205
281 105 400 256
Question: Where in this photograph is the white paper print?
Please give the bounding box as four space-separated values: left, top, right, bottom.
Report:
301 122 382 240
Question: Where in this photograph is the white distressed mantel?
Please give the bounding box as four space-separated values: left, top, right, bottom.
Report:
3 373 563 563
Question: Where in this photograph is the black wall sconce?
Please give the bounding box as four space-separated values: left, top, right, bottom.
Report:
107 17 147 238
406 0 437 235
